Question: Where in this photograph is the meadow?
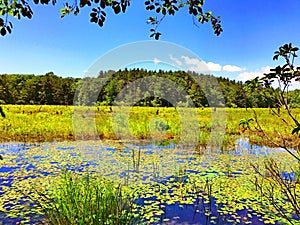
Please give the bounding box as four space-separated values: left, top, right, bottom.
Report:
0 105 299 225
0 105 298 147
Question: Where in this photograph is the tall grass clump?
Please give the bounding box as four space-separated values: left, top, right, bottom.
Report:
38 171 141 225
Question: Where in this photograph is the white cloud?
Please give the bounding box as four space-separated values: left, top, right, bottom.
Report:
223 65 245 72
290 65 300 90
290 80 300 90
237 66 272 82
181 56 200 66
181 56 222 72
153 58 161 64
169 55 183 66
236 66 300 90
206 62 222 71
169 55 245 73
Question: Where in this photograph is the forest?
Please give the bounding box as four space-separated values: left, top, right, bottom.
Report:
1 69 299 108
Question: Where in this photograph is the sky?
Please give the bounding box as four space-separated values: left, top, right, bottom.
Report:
1 0 300 85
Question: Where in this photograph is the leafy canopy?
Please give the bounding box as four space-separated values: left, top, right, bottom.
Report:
0 0 222 39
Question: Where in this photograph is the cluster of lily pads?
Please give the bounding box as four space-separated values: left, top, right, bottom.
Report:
0 140 299 224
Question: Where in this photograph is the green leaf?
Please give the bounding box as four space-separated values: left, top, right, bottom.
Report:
0 27 6 36
292 125 300 136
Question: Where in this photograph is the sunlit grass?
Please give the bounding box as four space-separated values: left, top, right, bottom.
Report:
37 171 142 225
1 105 299 148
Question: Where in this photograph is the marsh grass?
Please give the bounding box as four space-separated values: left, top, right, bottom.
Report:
34 171 142 225
0 106 297 158
0 105 299 148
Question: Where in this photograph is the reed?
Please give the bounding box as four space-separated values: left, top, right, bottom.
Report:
37 171 141 225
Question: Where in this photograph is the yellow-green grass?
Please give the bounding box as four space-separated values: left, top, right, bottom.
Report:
0 105 298 148
39 171 141 225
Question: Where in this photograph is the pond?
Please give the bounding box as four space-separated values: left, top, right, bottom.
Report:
0 139 299 225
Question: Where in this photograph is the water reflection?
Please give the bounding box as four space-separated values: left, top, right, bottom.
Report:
0 138 297 224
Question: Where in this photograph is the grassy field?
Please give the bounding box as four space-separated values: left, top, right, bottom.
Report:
0 105 298 149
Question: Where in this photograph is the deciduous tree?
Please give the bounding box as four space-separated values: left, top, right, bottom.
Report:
0 0 222 39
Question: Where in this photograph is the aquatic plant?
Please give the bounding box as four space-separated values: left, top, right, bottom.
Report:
1 140 300 224
35 170 142 225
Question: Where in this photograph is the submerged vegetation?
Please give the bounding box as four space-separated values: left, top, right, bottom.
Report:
0 141 299 224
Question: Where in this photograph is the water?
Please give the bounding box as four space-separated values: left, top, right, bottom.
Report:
0 139 298 224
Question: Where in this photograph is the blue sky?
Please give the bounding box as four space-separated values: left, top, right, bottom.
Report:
1 0 300 83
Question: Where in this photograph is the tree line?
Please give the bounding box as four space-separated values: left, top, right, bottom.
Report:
0 69 299 108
